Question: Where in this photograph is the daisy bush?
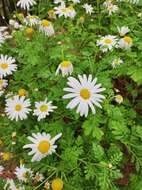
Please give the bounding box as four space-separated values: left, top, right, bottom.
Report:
0 0 142 189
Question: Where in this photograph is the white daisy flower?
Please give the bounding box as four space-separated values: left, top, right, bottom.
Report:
0 165 4 174
63 74 105 117
34 172 44 182
118 36 133 49
117 26 130 36
54 4 70 18
23 132 62 161
0 33 5 46
67 6 76 18
24 15 40 26
17 0 36 10
103 1 118 15
15 165 33 182
96 35 117 52
0 79 8 90
33 98 57 121
39 20 55 36
82 3 94 15
0 55 17 78
55 61 73 76
112 58 123 68
114 94 123 104
5 95 31 121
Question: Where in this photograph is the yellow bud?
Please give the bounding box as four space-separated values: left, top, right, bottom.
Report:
20 159 24 165
51 178 63 190
2 152 11 161
25 27 34 39
18 89 27 97
79 16 85 24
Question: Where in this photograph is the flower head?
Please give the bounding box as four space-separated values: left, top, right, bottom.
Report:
114 94 123 104
39 20 55 36
33 98 57 121
15 165 33 182
0 55 17 78
117 26 130 36
118 36 133 49
51 178 63 190
56 61 73 76
54 4 70 18
82 4 94 15
112 58 123 68
34 172 44 182
17 0 36 10
24 15 39 26
5 95 31 121
23 132 62 161
97 35 117 52
63 74 105 117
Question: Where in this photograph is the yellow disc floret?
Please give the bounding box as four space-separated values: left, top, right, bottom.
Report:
0 63 8 70
123 36 132 44
15 104 22 112
80 88 90 100
18 89 26 97
104 39 112 44
60 61 71 68
41 20 50 27
38 140 50 154
40 104 48 112
51 178 63 190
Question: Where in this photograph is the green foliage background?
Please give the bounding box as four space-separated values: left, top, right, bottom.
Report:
1 0 142 189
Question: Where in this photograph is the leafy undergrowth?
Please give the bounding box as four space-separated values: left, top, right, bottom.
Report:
0 0 142 190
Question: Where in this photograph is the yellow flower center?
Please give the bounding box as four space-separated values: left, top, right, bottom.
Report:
22 172 27 178
116 95 123 101
80 88 90 100
68 6 74 10
61 8 68 13
39 104 48 112
18 89 26 97
104 39 112 44
38 140 50 154
51 178 63 190
123 36 132 44
0 63 8 70
2 152 11 161
60 61 71 68
15 104 22 112
41 20 50 27
28 15 36 20
26 27 34 35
